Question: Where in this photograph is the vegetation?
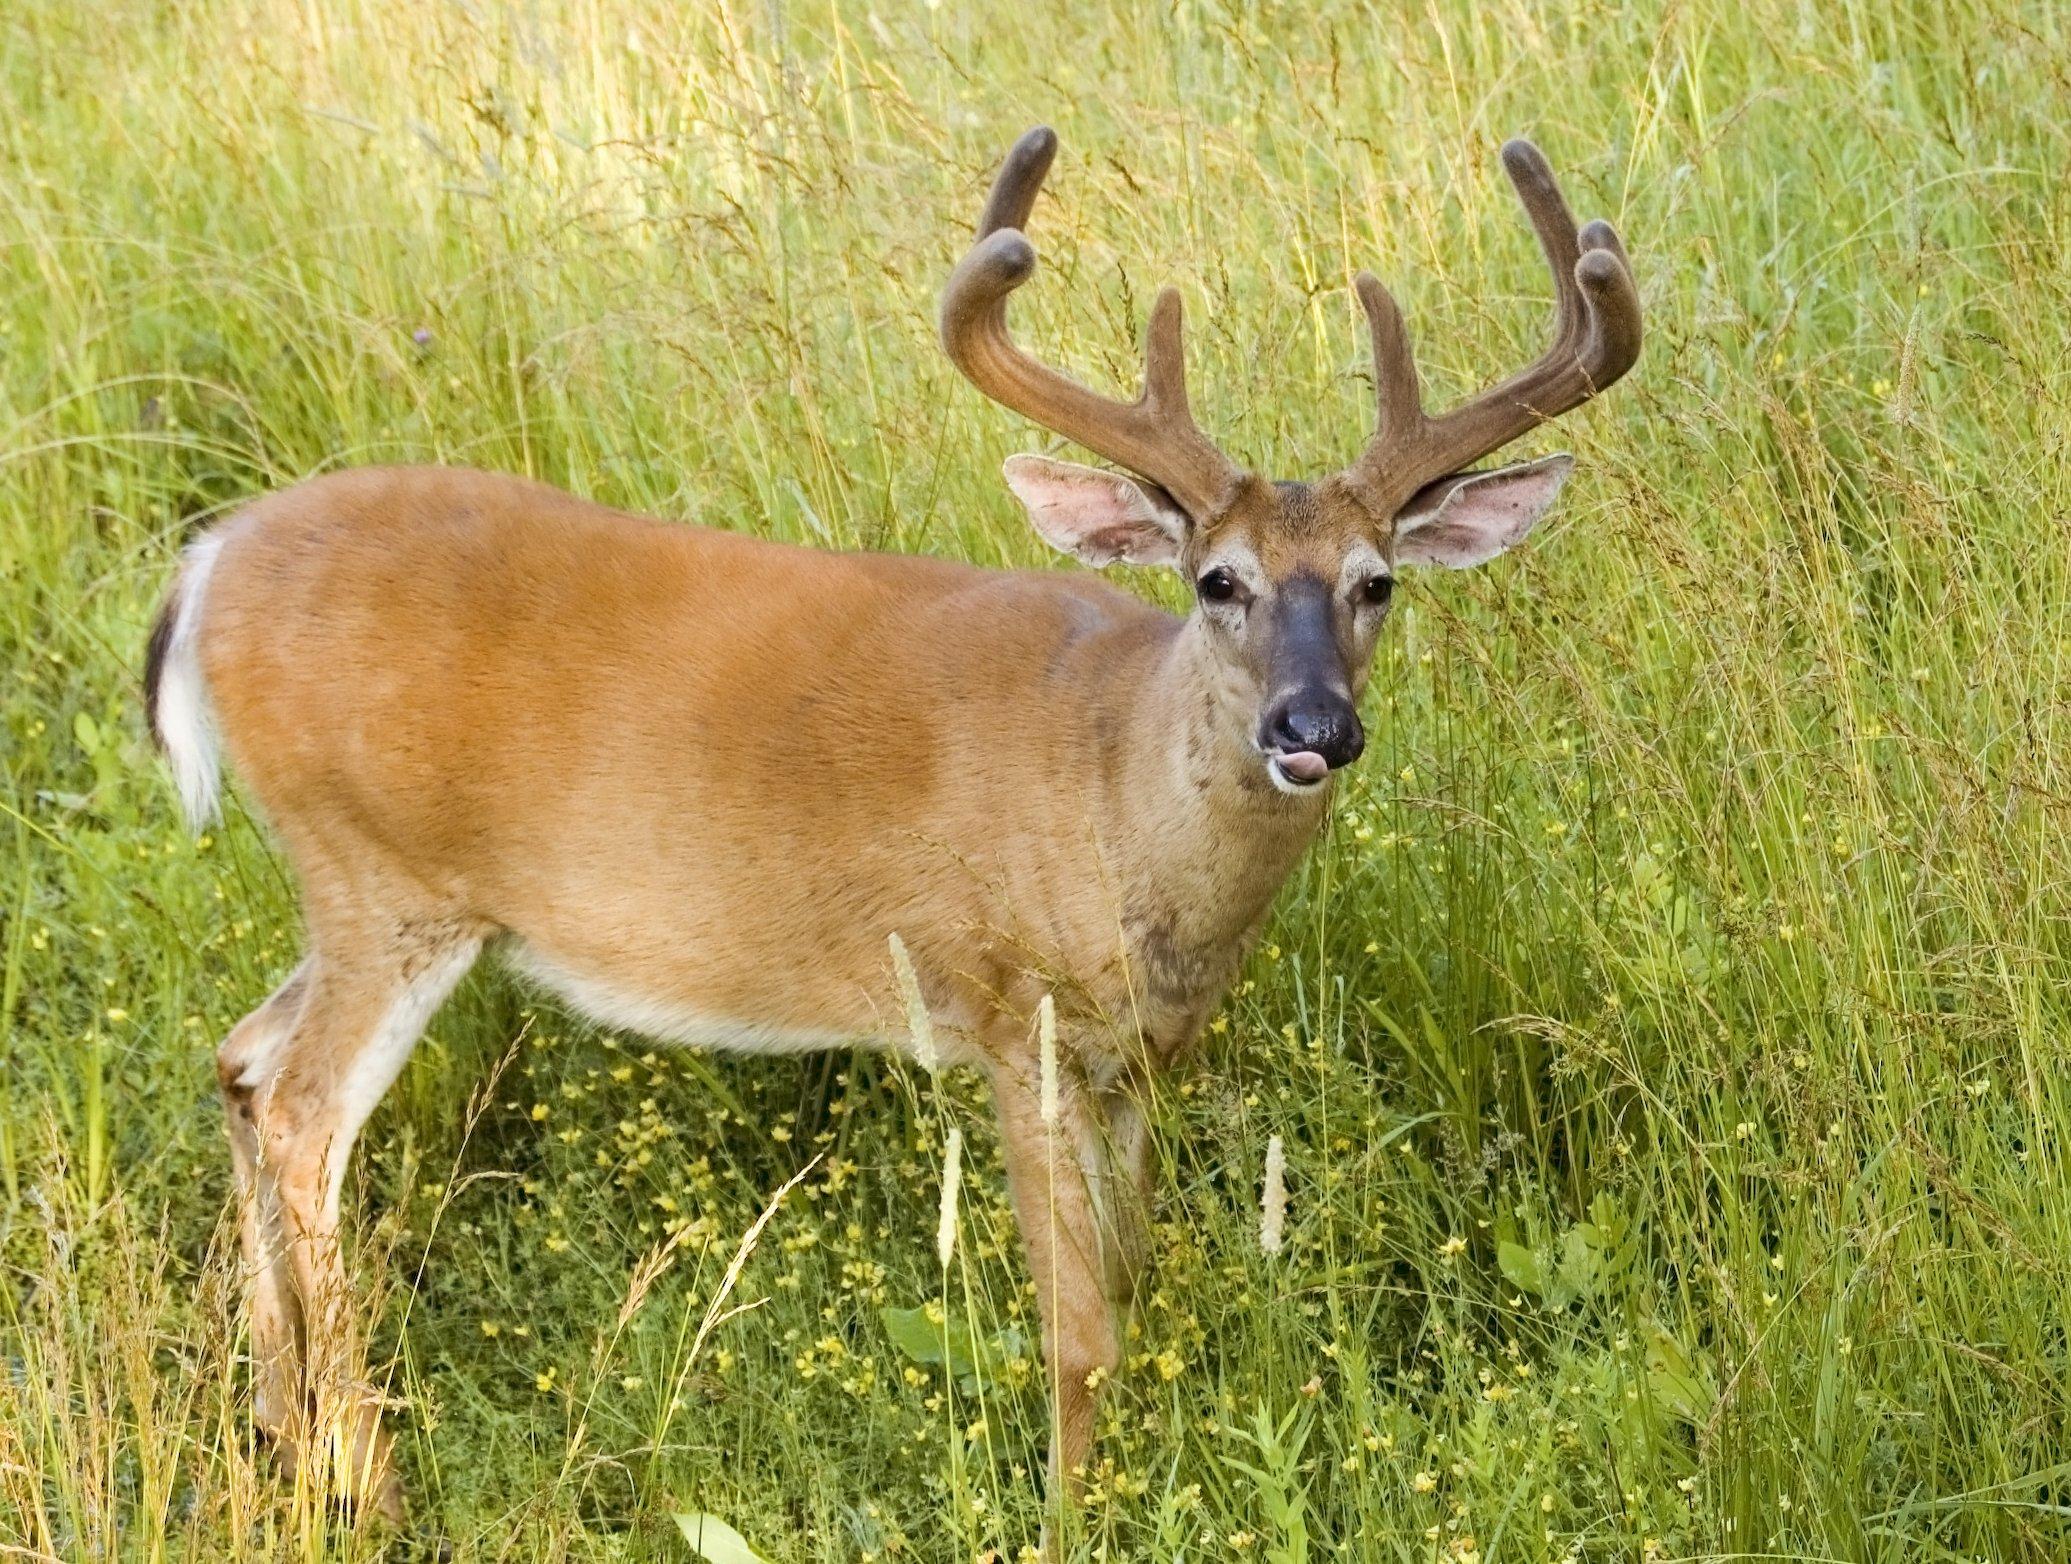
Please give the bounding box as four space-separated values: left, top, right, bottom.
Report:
3 0 2069 1557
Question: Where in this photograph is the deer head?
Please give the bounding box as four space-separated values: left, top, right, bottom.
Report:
942 128 1641 794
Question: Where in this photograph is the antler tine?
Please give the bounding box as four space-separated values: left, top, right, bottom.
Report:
1142 287 1191 413
940 129 1241 522
1499 139 1588 359
975 125 1057 239
1353 272 1423 443
1344 138 1642 512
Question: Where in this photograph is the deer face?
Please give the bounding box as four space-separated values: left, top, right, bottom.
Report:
945 127 1639 796
1001 453 1574 794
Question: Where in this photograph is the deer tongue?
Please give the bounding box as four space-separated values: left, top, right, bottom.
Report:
1277 751 1329 783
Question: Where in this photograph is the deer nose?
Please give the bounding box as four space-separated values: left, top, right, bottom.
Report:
1266 693 1365 769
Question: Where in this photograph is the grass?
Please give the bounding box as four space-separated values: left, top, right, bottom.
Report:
3 0 2070 1558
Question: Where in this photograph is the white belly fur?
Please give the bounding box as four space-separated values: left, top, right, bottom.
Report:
503 940 874 1057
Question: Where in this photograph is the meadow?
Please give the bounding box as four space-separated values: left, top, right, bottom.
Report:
3 0 2070 1558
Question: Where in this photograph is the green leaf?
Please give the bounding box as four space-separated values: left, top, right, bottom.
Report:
1644 1324 1714 1425
879 1304 980 1375
1497 1240 1544 1296
73 710 101 754
673 1512 771 1564
1548 1225 1602 1310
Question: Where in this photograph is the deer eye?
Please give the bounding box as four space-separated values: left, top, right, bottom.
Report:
1197 567 1240 603
1362 573 1395 607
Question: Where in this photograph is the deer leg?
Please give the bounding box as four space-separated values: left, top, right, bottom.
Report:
1087 1080 1155 1309
245 916 480 1519
992 1061 1118 1509
218 962 313 1440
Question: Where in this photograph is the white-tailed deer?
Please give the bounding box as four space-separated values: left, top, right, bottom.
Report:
144 128 1639 1523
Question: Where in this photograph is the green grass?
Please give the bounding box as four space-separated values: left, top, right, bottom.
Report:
4 0 2070 1558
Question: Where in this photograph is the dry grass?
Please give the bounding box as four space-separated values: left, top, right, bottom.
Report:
4 0 2071 1558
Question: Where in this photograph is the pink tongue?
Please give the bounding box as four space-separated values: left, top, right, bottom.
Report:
1278 751 1329 783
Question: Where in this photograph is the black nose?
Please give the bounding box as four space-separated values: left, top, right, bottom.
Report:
1267 693 1365 769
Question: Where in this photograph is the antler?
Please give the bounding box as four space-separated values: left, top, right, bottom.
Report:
940 127 1243 522
1342 139 1642 512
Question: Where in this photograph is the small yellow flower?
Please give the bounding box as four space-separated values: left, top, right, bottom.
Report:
534 1365 557 1392
1412 1470 1437 1493
1439 1235 1468 1260
530 1102 550 1121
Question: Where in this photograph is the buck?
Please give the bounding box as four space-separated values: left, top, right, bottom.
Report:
144 127 1639 1522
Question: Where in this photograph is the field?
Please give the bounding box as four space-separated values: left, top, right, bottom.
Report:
4 0 2071 1558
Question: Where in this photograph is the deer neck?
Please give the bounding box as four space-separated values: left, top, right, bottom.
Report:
1095 615 1334 1024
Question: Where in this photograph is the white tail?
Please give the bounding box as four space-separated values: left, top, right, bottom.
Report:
145 530 228 829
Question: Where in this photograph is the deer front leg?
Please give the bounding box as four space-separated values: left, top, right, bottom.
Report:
992 1061 1118 1506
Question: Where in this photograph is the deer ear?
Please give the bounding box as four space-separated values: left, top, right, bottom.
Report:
1003 454 1189 568
1393 453 1573 570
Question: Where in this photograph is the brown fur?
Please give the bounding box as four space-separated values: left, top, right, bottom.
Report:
178 464 1345 1517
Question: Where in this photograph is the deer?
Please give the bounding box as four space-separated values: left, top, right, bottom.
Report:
142 126 1640 1528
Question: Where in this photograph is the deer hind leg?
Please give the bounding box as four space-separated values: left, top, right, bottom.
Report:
1086 1079 1156 1310
239 909 482 1519
218 962 315 1442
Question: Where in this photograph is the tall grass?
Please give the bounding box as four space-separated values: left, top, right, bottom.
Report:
3 0 2070 1558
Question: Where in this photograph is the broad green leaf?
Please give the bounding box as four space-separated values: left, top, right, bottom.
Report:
1497 1240 1544 1297
1549 1223 1601 1309
673 1512 771 1564
1644 1325 1714 1425
879 1304 980 1375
